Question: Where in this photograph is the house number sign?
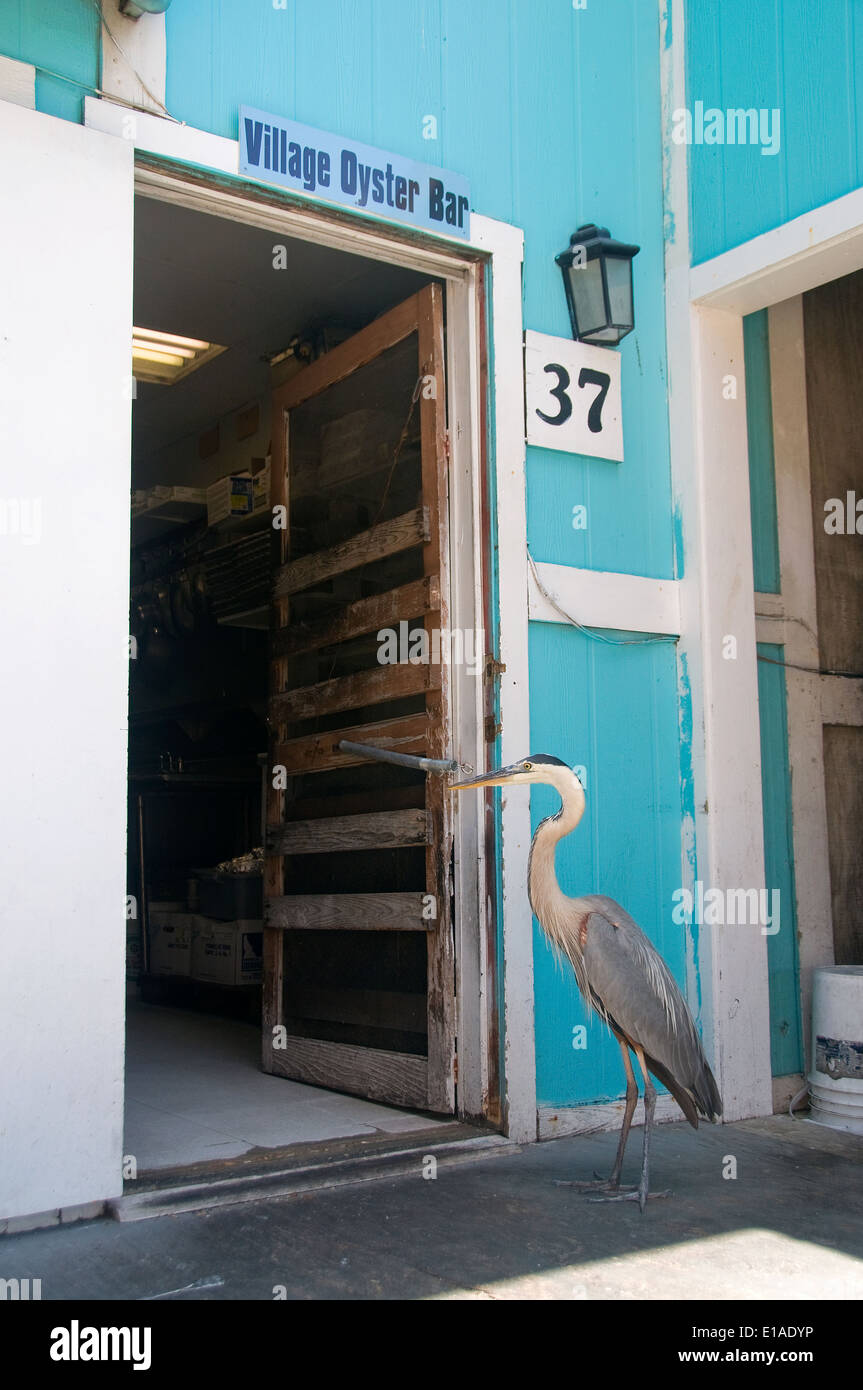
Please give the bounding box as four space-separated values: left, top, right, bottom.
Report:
524 330 623 462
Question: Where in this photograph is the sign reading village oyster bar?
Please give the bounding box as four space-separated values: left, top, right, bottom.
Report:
239 106 470 239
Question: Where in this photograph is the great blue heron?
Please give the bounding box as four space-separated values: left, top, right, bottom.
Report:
451 754 722 1211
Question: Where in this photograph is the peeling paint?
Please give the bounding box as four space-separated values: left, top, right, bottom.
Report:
677 650 702 1021
672 502 685 579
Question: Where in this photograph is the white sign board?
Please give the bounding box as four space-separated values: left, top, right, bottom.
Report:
524 330 623 462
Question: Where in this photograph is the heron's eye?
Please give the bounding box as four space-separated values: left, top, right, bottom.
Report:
523 761 532 770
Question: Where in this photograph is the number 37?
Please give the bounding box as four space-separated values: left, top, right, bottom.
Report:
536 364 610 435
524 331 624 462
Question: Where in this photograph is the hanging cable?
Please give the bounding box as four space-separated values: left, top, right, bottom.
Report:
757 652 863 680
29 60 180 120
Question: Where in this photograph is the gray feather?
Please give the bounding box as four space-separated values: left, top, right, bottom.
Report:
575 896 722 1124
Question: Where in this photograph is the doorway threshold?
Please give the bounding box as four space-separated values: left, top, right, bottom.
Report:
109 1122 515 1222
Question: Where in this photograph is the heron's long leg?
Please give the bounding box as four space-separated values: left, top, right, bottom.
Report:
607 1037 638 1185
556 1034 639 1193
589 1045 672 1211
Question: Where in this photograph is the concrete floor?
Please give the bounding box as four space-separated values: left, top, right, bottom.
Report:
4 1113 862 1299
125 1001 448 1172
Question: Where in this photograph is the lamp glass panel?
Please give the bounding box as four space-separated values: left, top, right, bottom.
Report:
605 256 633 327
568 258 606 336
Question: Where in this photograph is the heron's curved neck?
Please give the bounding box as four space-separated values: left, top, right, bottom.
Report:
527 791 585 939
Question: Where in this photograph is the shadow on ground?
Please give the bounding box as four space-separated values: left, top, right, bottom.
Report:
2 1114 861 1299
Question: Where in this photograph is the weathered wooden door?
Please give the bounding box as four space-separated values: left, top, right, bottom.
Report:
262 284 454 1113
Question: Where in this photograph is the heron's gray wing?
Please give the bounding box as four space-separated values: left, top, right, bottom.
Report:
580 901 722 1123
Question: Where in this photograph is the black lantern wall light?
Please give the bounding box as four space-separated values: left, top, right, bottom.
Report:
556 224 640 346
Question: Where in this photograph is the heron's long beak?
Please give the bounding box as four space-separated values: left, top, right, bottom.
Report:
450 765 516 791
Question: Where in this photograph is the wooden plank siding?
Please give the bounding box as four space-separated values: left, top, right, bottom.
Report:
268 1037 428 1110
268 809 429 855
269 661 440 725
262 284 455 1113
274 712 434 776
273 508 429 599
270 577 439 659
417 283 455 1113
267 893 431 931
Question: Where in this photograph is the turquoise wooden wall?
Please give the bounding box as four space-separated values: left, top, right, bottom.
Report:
529 622 685 1105
1 0 689 1110
164 0 674 581
685 0 863 263
161 0 682 1106
756 644 803 1076
0 0 98 124
744 305 803 1074
744 310 780 594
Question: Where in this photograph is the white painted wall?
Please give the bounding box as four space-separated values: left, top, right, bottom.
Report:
0 102 133 1219
662 0 773 1122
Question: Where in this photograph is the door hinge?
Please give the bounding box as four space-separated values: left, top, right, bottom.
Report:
484 654 506 683
485 715 502 743
453 1052 458 1084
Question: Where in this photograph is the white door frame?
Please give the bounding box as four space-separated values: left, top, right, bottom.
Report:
84 96 535 1138
662 0 863 1120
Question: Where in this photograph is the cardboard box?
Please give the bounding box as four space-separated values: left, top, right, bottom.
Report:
149 911 195 977
191 918 263 987
250 459 271 513
206 474 254 526
126 920 142 984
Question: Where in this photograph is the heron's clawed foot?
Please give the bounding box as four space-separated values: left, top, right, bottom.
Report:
587 1186 672 1213
554 1176 635 1194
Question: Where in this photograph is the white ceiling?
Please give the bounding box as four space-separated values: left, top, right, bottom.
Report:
132 195 433 468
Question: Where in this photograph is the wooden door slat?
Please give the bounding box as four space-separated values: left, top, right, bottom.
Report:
287 986 427 1034
267 892 430 931
274 507 429 600
270 576 440 659
263 284 454 1116
284 785 425 821
417 281 456 1114
268 808 429 855
270 660 440 724
273 712 437 775
272 292 420 413
268 1036 428 1109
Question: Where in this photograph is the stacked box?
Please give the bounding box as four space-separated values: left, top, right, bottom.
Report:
126 919 142 984
148 909 195 977
191 918 263 987
251 460 271 512
206 474 254 526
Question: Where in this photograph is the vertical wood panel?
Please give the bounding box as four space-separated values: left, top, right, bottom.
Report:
822 724 863 964
418 282 455 1113
804 269 863 674
744 309 781 594
756 642 803 1076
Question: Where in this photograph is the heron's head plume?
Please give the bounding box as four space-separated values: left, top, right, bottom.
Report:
451 754 585 806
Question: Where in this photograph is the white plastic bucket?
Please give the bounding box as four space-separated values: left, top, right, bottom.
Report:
808 965 863 1135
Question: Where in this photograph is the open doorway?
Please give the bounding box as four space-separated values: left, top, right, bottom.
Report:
126 185 488 1179
748 267 863 1110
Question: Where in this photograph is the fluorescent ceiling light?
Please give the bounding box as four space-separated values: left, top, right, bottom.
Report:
132 326 226 385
